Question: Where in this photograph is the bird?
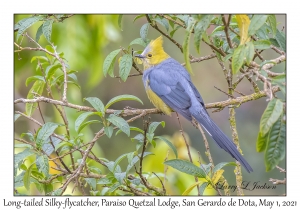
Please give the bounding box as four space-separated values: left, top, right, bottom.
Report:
135 36 253 173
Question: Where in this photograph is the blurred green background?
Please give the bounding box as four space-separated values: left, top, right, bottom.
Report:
14 14 286 195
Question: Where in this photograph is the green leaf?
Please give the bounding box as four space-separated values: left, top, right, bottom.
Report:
35 24 43 42
107 114 130 136
67 80 81 90
253 40 271 50
244 41 255 65
97 177 112 185
182 181 203 195
36 155 49 177
119 54 133 82
268 15 277 37
85 178 97 190
75 112 96 133
211 26 224 36
14 17 29 30
42 19 54 43
84 97 105 115
170 26 179 38
33 179 44 193
199 182 209 195
140 23 149 42
14 171 25 187
232 44 246 74
272 74 286 84
194 15 214 53
20 132 34 141
164 159 206 178
269 38 280 48
44 183 53 194
103 49 121 77
68 73 78 82
256 131 268 152
14 149 34 166
45 64 61 80
248 15 268 36
105 94 143 109
31 56 48 63
36 122 60 149
42 136 60 156
23 162 35 191
153 17 169 31
51 188 62 196
176 15 189 26
155 136 178 158
212 162 237 175
25 76 45 87
113 153 128 173
16 16 42 40
272 75 286 95
15 144 33 149
104 126 114 138
148 121 165 134
116 126 143 136
146 133 155 146
129 178 141 186
199 163 212 174
260 99 284 136
275 29 286 52
129 38 149 48
54 141 73 151
118 15 123 31
88 166 102 174
183 18 196 75
126 152 153 172
25 80 45 116
15 113 21 122
108 182 121 193
265 115 286 171
133 14 145 22
224 53 233 62
132 133 144 142
78 120 101 133
126 156 140 173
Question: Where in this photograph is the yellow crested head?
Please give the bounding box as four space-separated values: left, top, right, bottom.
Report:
135 36 170 69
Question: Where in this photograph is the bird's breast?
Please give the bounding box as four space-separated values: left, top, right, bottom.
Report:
145 80 172 115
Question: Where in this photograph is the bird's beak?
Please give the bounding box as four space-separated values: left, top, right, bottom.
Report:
135 54 145 59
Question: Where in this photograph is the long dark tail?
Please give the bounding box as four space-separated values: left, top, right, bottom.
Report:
193 113 253 173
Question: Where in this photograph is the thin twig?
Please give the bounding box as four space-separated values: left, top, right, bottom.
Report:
222 15 233 49
276 166 286 173
269 178 286 185
214 86 235 98
182 53 216 66
153 172 166 195
176 113 200 195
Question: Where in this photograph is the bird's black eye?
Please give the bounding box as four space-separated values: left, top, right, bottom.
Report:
148 54 152 57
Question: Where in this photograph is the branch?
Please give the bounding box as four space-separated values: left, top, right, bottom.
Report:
15 86 280 115
222 15 233 49
182 53 216 66
59 128 105 195
269 178 286 185
15 33 68 102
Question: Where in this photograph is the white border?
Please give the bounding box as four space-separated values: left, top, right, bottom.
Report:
2 0 298 209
